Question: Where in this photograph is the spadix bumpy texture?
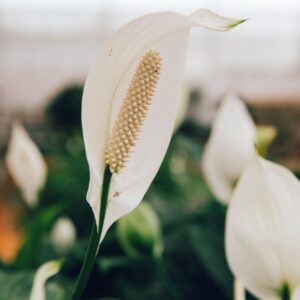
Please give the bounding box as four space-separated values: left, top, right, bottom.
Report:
105 50 162 173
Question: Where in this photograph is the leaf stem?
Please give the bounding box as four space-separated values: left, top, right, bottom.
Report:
70 165 112 300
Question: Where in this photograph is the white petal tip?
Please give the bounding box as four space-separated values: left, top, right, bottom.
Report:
191 9 247 31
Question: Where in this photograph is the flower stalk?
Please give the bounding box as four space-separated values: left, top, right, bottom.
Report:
70 166 112 300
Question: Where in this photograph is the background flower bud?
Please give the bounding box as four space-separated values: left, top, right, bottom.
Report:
50 217 76 252
255 125 277 157
116 202 163 261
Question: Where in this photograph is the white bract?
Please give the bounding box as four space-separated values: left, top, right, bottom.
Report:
5 122 47 207
82 9 245 238
226 154 300 300
50 217 76 252
234 279 246 300
29 260 62 300
202 93 256 204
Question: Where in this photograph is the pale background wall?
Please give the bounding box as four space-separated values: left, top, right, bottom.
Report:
1 0 300 116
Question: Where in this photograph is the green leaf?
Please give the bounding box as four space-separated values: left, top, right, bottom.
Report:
96 256 133 273
0 270 33 300
189 225 233 299
116 202 163 261
15 204 64 269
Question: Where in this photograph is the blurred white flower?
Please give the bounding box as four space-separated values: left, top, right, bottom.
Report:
226 154 300 300
50 217 76 252
82 8 245 238
202 93 256 204
5 122 47 207
29 260 62 300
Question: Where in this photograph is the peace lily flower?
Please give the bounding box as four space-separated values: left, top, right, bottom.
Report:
202 92 256 204
72 10 245 299
226 154 300 300
5 122 47 207
50 217 76 252
82 9 245 239
29 260 62 300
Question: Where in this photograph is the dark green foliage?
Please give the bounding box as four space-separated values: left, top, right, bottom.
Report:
0 270 67 300
0 271 34 300
1 87 267 299
1 121 237 299
15 204 64 269
47 85 83 130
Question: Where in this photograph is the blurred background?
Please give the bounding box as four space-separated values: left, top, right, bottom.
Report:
0 0 300 299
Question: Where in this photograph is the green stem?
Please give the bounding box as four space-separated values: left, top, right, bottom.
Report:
70 166 112 300
279 282 291 300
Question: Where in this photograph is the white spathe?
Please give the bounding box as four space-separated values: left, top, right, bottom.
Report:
234 278 246 300
173 85 189 132
5 122 47 207
29 260 62 300
50 217 76 252
202 92 256 204
82 9 245 239
226 154 300 300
